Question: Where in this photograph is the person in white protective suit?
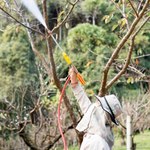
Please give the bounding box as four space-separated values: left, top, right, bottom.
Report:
69 66 123 150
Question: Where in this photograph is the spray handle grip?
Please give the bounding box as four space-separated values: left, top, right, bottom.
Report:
62 52 72 65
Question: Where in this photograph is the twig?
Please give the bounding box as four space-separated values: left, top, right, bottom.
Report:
110 0 129 29
110 0 124 16
34 106 44 144
112 61 146 79
24 20 51 75
133 16 150 37
52 0 79 32
0 6 45 36
127 0 139 17
134 54 150 59
1 125 17 131
127 65 145 77
137 0 144 13
17 120 28 134
43 122 77 150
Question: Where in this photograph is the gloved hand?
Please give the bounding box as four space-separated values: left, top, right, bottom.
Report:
68 66 78 88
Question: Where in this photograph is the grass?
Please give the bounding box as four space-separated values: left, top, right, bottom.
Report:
68 130 150 150
113 130 150 150
134 130 150 150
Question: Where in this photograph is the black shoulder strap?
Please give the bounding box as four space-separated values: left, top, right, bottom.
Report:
104 96 115 119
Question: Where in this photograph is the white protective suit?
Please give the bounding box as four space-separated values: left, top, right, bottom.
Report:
72 84 114 150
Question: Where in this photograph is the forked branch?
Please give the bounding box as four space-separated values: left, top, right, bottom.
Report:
99 0 149 96
107 36 135 90
52 0 79 32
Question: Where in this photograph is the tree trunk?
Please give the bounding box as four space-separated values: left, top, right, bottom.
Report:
42 0 83 145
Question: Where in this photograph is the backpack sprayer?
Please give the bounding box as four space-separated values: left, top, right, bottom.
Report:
21 0 85 149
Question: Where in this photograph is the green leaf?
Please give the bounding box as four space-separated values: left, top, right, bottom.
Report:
127 77 131 84
102 15 111 24
127 77 134 84
120 18 126 29
130 77 134 84
112 24 118 31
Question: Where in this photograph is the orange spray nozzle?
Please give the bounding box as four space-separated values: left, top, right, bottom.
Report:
77 73 86 85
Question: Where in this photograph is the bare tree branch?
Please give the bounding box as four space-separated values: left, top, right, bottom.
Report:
99 0 149 96
107 15 150 89
52 0 79 32
133 16 150 37
134 54 150 59
122 0 130 29
127 0 139 17
127 65 145 77
137 0 145 13
0 6 45 36
43 123 74 150
110 0 129 29
107 36 135 89
42 0 62 89
110 0 124 16
25 21 51 75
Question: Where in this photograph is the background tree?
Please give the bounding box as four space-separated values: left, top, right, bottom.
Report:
0 24 39 145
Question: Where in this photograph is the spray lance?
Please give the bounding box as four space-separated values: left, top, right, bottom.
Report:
21 0 85 149
47 30 86 85
21 0 85 85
